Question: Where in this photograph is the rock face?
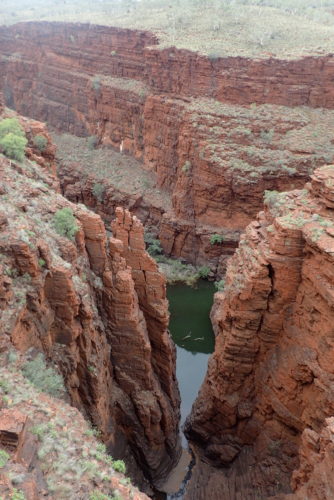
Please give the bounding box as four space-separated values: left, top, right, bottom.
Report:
1 22 334 273
185 165 334 498
1 22 334 110
0 105 181 488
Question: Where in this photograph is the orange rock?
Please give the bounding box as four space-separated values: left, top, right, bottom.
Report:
0 122 180 488
3 24 332 273
186 166 334 497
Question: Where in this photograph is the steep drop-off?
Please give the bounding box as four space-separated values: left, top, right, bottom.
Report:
185 165 334 499
0 99 181 491
1 22 334 273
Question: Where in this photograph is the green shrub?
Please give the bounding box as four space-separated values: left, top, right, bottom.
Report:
0 449 10 468
11 489 26 500
0 118 25 139
0 132 27 161
112 459 126 474
214 279 225 291
92 183 105 202
197 265 210 278
87 135 98 150
144 231 163 256
89 492 113 500
21 353 65 397
208 52 220 60
92 76 101 95
210 234 224 245
53 207 78 240
96 443 106 454
263 190 280 207
8 350 18 364
157 256 200 286
33 134 48 152
147 239 163 256
182 160 191 173
260 129 274 143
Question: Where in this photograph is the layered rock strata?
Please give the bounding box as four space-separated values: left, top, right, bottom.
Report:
1 22 334 272
0 22 334 110
186 165 334 498
0 105 181 488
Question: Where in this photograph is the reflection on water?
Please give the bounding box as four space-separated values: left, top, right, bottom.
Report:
167 280 215 445
162 280 215 499
167 280 215 354
159 281 215 500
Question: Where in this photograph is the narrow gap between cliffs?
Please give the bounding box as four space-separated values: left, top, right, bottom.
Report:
157 280 216 499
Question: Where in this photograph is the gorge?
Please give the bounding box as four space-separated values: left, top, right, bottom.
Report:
1 6 334 500
1 21 334 276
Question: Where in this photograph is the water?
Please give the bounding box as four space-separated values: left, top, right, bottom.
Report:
158 280 215 499
167 280 215 445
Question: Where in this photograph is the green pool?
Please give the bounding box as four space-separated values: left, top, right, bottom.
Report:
167 280 215 445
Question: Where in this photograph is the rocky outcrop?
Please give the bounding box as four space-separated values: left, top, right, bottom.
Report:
185 165 334 498
0 107 181 489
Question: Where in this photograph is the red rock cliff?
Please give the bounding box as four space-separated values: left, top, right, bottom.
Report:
1 22 334 273
1 22 334 109
0 106 181 488
185 165 334 498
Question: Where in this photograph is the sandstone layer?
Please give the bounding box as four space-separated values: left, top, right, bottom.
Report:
0 101 181 490
185 165 334 498
1 22 334 273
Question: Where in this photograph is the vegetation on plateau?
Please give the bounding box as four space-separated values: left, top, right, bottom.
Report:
1 0 334 59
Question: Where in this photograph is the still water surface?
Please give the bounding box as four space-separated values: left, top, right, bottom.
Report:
160 280 216 499
167 280 215 445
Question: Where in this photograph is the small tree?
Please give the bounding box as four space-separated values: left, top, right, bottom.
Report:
0 132 27 161
53 207 78 240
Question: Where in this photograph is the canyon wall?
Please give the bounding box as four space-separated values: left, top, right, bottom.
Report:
0 102 181 489
1 22 334 272
185 165 334 499
1 22 334 110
